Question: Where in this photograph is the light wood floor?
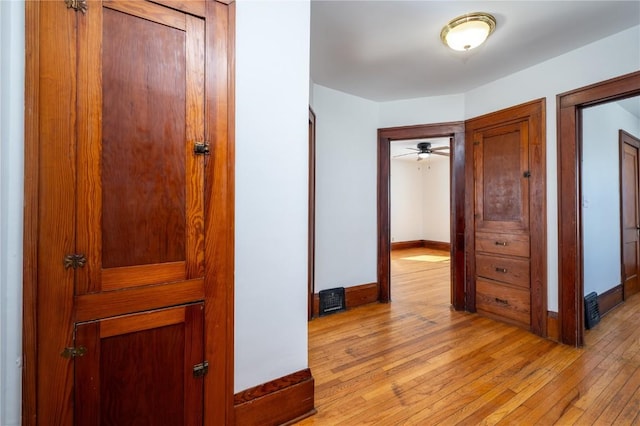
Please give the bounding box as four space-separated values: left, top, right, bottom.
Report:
296 247 640 425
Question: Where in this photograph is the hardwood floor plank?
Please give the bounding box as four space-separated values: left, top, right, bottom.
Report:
296 248 640 425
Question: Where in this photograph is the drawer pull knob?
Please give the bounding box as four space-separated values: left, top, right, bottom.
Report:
495 241 508 246
495 267 508 273
495 297 509 305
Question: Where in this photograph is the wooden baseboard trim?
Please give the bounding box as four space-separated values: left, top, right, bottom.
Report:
547 311 559 342
423 240 451 251
391 239 451 251
391 240 424 250
598 285 623 317
234 368 315 426
312 282 379 317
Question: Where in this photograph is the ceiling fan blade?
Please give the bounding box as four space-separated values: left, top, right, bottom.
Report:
431 151 449 157
392 152 417 158
430 146 449 151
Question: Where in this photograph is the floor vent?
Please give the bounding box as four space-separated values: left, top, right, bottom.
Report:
319 287 346 316
584 291 600 329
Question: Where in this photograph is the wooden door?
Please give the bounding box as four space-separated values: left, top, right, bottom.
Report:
75 1 206 422
74 304 204 425
23 0 234 424
621 130 640 298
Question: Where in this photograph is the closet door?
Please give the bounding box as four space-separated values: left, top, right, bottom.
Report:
74 2 206 423
26 1 233 423
74 304 205 425
75 0 206 319
474 121 530 234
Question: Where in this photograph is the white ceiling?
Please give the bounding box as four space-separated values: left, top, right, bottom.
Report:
311 1 640 102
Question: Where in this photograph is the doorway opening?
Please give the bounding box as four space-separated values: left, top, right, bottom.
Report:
377 122 465 309
558 70 640 346
389 137 452 308
581 100 640 328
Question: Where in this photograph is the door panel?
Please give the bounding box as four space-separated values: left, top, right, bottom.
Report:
75 304 204 426
474 121 529 233
101 5 188 268
76 1 205 296
621 131 640 298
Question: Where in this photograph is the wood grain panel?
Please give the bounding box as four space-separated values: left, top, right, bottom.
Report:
101 261 186 291
204 1 235 423
75 279 204 322
75 304 204 426
185 15 206 280
475 232 530 258
22 2 40 423
100 323 186 425
476 253 530 289
101 7 187 268
474 121 529 232
34 2 78 424
99 305 186 338
104 0 186 30
151 0 206 17
476 279 531 327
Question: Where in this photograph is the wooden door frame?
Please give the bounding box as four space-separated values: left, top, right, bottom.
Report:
22 1 235 423
620 129 640 301
377 122 466 309
308 107 316 320
558 70 640 347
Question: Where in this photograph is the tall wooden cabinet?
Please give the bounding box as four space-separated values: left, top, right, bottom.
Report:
466 100 546 336
24 1 234 424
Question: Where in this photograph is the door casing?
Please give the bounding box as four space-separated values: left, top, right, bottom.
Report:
377 122 466 309
558 70 640 347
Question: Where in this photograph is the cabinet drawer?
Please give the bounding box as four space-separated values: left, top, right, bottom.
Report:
476 278 530 327
476 232 529 257
476 254 529 289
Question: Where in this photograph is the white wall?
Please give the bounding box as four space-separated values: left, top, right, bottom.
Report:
390 157 450 244
234 0 311 392
391 160 423 242
312 84 379 293
379 94 464 128
465 24 640 312
0 1 24 425
582 102 640 296
421 156 450 243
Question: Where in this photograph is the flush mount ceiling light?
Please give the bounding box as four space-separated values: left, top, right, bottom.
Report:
440 12 496 51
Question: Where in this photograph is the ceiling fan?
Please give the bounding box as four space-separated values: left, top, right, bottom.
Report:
394 142 449 161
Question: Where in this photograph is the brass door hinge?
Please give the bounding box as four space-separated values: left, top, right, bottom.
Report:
193 361 209 377
64 254 87 269
194 142 210 156
61 346 87 358
64 0 87 14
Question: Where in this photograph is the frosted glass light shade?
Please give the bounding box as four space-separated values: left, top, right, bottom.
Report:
441 13 496 51
418 152 430 159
